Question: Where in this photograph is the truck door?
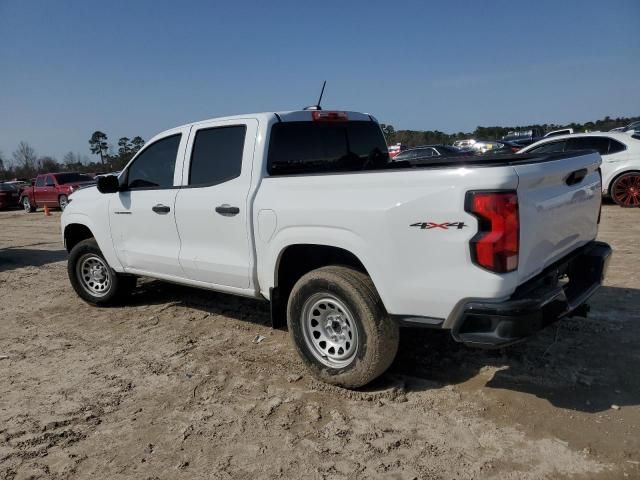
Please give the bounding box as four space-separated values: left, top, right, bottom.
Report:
174 119 257 288
108 129 189 278
44 175 57 205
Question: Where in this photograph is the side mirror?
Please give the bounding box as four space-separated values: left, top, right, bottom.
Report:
96 175 120 194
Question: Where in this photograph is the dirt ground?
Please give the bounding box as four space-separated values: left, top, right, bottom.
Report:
0 205 638 480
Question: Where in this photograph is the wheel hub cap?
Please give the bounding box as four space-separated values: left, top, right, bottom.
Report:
77 255 111 297
301 294 359 368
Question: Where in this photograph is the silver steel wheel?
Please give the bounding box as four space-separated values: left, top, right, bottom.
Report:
23 197 31 212
301 293 359 368
59 195 68 210
76 254 112 298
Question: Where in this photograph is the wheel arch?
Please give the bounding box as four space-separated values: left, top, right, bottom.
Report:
64 223 95 252
267 241 386 328
62 214 124 272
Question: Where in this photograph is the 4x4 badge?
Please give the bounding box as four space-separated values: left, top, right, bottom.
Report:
410 221 468 230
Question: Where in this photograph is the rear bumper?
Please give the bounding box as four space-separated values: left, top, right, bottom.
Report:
452 241 612 348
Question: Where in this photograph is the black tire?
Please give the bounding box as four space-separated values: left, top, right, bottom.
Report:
59 194 69 211
67 238 136 306
287 266 399 388
22 197 36 213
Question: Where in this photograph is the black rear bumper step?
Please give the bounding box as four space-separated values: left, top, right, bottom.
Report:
452 241 612 348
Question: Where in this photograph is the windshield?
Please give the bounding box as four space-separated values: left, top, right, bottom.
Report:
55 173 94 184
267 121 390 175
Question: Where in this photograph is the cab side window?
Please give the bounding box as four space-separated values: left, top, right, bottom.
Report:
45 175 55 187
125 134 181 189
529 140 567 154
188 126 246 187
35 176 45 187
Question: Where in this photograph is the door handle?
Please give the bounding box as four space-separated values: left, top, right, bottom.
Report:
566 168 588 186
152 204 171 214
215 204 240 216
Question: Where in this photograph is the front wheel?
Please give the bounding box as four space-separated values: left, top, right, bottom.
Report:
287 266 399 388
67 238 136 306
22 197 36 213
611 172 640 207
59 194 69 211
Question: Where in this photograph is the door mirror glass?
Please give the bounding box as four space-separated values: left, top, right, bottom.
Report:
97 175 120 194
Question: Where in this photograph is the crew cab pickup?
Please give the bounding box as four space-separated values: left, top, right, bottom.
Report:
21 172 95 212
61 110 611 388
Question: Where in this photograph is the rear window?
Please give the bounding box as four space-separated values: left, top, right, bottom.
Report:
267 121 389 175
0 183 17 191
55 173 94 184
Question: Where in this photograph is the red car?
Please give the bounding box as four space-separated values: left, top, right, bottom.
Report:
20 172 95 212
0 183 21 209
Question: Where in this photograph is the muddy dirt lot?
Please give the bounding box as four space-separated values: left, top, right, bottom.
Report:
0 206 638 479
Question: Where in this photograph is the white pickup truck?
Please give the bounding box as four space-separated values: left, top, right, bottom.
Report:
61 109 611 388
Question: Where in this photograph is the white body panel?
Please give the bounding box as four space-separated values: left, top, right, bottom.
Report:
62 110 603 327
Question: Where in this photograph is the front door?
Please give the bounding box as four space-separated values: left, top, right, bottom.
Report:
174 119 257 288
109 130 189 278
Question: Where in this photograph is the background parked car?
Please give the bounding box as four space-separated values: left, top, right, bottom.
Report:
501 128 544 147
519 132 640 207
0 183 21 209
19 172 95 212
544 128 574 138
393 145 473 162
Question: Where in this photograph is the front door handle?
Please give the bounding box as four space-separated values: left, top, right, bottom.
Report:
215 204 240 216
152 204 171 214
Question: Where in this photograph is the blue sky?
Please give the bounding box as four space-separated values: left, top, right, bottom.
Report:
1 0 639 161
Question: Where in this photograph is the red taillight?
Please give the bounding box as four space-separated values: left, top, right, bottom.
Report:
465 191 519 273
311 111 348 122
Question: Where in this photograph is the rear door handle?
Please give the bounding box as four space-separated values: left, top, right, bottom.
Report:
215 204 240 216
152 204 171 214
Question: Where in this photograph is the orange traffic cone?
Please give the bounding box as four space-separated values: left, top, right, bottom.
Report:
44 205 51 216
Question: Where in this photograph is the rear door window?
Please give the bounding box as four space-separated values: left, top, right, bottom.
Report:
567 137 610 155
188 126 246 187
267 121 389 175
529 140 567 154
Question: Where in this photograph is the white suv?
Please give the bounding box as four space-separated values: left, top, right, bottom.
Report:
520 132 640 207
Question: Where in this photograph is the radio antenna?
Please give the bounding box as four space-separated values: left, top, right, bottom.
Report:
304 81 327 110
316 80 326 109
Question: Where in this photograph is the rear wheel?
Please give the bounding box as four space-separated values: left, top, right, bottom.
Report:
287 266 399 388
611 172 640 207
68 238 136 306
59 194 69 211
22 197 36 213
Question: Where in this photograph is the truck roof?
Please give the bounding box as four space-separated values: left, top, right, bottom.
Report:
150 110 377 145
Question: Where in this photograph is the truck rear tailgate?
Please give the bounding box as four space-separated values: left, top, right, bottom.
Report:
514 151 602 284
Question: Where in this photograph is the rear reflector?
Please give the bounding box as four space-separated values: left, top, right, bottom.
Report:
465 191 519 273
312 111 348 122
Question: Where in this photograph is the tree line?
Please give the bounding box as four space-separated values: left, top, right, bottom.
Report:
1 114 638 181
0 131 145 181
380 115 640 147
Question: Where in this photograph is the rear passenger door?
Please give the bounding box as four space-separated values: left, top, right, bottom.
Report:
174 119 258 289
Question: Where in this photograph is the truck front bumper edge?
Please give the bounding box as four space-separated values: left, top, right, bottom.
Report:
452 241 612 348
